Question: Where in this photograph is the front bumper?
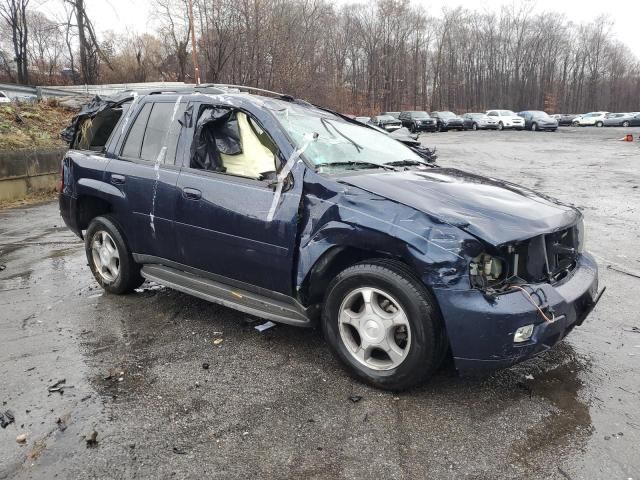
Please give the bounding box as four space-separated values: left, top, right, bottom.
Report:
414 122 436 132
432 253 600 373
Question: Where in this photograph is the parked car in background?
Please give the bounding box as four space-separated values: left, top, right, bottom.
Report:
572 112 609 127
551 114 577 126
380 111 401 119
518 111 558 131
486 110 524 130
59 87 601 390
603 112 640 127
399 111 436 133
430 111 464 132
354 116 371 124
0 91 10 103
462 113 498 130
370 115 402 132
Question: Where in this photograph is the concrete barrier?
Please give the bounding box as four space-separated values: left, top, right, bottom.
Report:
0 148 66 202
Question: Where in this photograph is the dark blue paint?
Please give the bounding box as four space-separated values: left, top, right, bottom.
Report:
59 91 600 373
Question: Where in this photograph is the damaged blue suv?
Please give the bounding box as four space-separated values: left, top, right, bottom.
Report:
59 85 603 390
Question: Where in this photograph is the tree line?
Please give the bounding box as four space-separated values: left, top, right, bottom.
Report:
1 0 639 114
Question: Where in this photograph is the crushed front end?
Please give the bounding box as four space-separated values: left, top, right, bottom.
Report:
433 220 602 373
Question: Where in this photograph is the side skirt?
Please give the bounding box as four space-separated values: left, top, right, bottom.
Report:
139 263 313 327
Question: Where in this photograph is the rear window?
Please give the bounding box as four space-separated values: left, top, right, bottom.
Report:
0 92 6 98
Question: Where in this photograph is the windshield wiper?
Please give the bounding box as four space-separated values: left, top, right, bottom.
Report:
315 160 397 171
384 158 430 167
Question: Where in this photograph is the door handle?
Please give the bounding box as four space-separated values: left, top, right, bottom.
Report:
111 174 126 185
182 187 202 200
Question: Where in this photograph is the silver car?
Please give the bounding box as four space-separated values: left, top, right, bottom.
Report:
462 113 498 130
603 113 640 127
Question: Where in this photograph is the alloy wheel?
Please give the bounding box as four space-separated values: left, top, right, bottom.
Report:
338 287 411 371
91 230 120 283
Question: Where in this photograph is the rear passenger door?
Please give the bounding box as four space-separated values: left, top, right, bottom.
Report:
108 98 187 261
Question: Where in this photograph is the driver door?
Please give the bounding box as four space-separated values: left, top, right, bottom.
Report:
174 103 302 295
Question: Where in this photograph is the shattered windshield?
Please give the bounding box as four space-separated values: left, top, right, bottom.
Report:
268 102 423 170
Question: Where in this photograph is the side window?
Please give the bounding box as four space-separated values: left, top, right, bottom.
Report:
488 111 497 116
121 103 152 158
140 102 187 164
190 107 277 180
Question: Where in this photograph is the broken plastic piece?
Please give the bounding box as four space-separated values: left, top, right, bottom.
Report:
255 321 276 332
0 409 15 428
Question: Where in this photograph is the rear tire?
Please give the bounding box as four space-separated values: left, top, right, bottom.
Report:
622 121 630 127
85 216 144 294
322 260 446 391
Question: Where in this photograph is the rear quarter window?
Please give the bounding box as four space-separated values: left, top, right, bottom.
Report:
122 103 152 158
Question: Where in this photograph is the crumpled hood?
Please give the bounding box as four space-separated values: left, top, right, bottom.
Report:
340 168 580 246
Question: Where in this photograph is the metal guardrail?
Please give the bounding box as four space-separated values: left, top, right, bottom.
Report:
0 82 201 100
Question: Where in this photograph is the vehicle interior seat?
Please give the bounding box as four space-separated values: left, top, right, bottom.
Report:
220 112 275 179
190 108 275 179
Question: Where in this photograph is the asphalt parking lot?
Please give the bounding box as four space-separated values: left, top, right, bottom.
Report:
1 126 639 479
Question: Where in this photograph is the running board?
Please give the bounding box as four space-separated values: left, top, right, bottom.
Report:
141 264 311 327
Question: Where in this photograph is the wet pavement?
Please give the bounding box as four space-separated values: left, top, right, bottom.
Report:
1 127 639 479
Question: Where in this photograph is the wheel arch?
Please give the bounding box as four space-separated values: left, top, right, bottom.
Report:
76 194 113 231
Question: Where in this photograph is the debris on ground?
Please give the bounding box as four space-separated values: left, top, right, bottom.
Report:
16 433 27 444
349 396 362 403
607 264 640 279
212 338 223 346
524 374 535 380
202 362 210 370
623 326 640 334
1 409 15 428
47 379 69 394
56 413 71 432
172 446 188 454
86 430 98 448
557 466 572 480
255 321 276 332
0 264 6 272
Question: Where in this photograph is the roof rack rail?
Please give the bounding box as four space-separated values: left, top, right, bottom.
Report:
200 84 290 98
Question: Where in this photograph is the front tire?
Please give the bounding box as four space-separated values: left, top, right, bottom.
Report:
472 122 478 131
322 260 446 391
532 122 538 131
498 121 504 131
596 121 603 127
622 121 630 127
85 216 144 294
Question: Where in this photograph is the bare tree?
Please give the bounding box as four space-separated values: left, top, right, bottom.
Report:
0 0 29 84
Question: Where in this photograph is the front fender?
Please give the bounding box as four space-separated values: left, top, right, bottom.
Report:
297 170 483 293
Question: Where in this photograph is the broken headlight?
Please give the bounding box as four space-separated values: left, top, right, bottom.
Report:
470 253 504 288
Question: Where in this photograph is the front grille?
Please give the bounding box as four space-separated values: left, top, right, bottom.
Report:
503 226 579 284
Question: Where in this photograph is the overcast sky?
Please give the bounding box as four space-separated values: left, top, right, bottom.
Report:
37 0 640 53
